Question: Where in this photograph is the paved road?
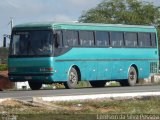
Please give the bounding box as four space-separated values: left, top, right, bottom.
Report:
0 85 160 101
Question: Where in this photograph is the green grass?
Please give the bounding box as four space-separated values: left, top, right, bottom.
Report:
56 97 160 114
77 81 91 88
0 64 7 71
1 97 160 120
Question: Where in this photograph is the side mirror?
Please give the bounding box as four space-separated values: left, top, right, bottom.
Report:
3 36 6 48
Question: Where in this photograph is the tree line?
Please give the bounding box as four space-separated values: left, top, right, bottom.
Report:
79 0 160 46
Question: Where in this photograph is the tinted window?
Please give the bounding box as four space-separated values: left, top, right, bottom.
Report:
151 33 156 47
55 31 63 48
96 31 109 46
63 30 78 47
125 32 138 47
110 32 124 47
11 31 53 55
138 33 151 47
79 31 94 46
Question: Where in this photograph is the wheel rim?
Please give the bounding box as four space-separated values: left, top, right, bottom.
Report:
129 68 137 82
69 71 77 84
130 71 135 80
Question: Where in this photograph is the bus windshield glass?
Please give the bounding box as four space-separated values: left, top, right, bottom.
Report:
10 31 53 56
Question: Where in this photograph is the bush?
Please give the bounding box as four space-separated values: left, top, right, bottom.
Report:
77 81 91 88
0 64 8 71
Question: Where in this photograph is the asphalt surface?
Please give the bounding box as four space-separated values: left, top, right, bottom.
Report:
0 85 160 101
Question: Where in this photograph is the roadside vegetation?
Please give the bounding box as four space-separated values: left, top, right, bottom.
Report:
0 64 7 71
55 97 160 114
0 97 160 120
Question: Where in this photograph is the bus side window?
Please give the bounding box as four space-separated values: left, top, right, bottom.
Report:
151 33 156 47
110 32 124 47
63 30 78 47
95 31 109 47
138 33 151 47
54 31 62 48
79 31 94 46
124 32 138 47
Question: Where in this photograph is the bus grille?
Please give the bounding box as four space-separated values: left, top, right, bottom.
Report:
150 62 158 73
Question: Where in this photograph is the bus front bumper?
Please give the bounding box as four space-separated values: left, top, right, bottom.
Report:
8 73 54 84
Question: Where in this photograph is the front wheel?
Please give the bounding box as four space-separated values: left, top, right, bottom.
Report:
28 81 42 90
64 68 78 89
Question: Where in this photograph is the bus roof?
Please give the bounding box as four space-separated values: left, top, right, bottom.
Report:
13 22 157 32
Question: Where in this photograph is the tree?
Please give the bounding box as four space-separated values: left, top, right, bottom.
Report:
0 47 8 64
79 0 160 25
79 0 160 47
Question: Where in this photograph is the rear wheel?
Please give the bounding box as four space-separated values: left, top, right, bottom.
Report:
64 67 78 89
119 66 137 86
127 66 137 86
28 81 42 90
90 81 106 88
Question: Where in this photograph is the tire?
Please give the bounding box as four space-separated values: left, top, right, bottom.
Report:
64 67 78 89
127 66 137 86
90 81 106 88
28 81 42 90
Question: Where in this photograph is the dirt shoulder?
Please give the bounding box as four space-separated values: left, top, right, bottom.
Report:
0 71 8 78
0 71 14 90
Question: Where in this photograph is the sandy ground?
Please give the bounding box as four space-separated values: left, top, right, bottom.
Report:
0 71 14 90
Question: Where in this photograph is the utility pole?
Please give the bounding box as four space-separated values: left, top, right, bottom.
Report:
3 18 13 45
9 17 13 33
7 18 16 89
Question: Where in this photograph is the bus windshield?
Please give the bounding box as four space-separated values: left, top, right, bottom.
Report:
10 30 53 56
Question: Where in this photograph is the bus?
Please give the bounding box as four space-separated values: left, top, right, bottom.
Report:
8 22 159 90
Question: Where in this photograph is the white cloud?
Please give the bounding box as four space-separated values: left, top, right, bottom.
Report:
53 15 73 22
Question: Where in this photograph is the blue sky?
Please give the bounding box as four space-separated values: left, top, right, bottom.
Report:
0 0 160 46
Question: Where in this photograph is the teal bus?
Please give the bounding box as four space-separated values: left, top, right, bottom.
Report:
8 22 159 90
